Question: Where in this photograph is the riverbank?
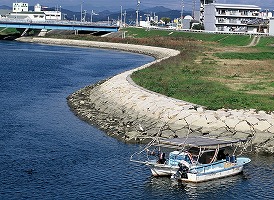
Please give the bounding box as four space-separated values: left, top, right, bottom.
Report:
16 37 274 154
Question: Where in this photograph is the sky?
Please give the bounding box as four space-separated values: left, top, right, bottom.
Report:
1 0 273 12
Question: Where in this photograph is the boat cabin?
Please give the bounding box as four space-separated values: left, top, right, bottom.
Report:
152 136 247 166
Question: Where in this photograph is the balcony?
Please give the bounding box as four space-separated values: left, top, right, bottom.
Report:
216 18 249 25
216 10 259 18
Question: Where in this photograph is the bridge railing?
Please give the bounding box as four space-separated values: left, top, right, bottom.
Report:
0 18 117 27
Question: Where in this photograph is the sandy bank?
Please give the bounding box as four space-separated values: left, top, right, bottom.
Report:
16 37 274 154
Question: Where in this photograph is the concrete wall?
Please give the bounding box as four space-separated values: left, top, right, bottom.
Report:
204 4 217 31
270 18 274 36
9 12 46 21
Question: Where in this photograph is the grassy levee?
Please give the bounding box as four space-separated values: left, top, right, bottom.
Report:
214 52 274 60
43 27 274 111
125 28 274 111
125 27 253 46
0 28 42 38
0 28 20 35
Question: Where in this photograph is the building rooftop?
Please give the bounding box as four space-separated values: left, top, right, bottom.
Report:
0 9 11 15
210 3 261 10
10 11 45 14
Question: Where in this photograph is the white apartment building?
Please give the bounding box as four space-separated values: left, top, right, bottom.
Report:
13 2 28 12
34 4 61 21
8 3 61 21
204 3 261 32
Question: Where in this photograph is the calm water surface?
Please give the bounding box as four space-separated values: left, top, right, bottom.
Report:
0 41 273 200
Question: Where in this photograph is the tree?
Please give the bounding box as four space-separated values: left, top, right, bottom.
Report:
150 20 157 26
161 17 171 25
192 23 204 30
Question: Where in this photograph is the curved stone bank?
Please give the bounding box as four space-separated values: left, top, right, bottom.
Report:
17 37 274 154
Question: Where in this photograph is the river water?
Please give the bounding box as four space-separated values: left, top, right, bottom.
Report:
0 41 273 200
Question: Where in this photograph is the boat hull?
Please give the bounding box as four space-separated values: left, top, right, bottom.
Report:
147 157 251 182
181 165 243 183
147 163 178 176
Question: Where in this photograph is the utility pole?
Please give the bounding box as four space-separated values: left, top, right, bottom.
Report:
123 10 127 26
90 10 98 23
15 0 18 19
60 6 62 20
120 5 123 27
91 10 93 22
136 0 141 26
55 4 59 21
80 1 83 22
192 0 196 19
83 10 87 22
181 0 184 29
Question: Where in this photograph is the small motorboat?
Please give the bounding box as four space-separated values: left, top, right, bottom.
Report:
130 136 251 183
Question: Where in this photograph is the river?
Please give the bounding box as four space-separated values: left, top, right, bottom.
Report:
0 41 273 200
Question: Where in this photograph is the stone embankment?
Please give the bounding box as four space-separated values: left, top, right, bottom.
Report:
17 37 274 154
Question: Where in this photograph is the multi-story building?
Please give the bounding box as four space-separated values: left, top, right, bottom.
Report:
13 2 28 12
8 2 61 21
34 4 61 21
204 3 261 32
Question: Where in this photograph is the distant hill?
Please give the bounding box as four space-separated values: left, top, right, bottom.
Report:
57 6 188 23
0 5 11 10
92 7 191 23
142 6 172 13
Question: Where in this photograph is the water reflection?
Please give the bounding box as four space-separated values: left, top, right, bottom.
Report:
145 173 248 199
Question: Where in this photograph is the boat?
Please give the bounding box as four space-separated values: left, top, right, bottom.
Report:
130 136 251 183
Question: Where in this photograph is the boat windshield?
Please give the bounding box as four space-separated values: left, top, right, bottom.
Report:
168 151 193 166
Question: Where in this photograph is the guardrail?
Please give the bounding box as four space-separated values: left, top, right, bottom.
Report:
0 19 117 27
0 19 119 32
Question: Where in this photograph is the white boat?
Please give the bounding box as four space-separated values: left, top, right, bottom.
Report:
130 136 251 183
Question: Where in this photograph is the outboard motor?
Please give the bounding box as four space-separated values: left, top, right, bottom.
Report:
172 162 189 180
178 162 189 179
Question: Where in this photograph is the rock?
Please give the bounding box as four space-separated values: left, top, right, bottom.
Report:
125 131 141 142
224 118 240 129
168 122 186 131
268 126 274 133
253 132 274 145
245 117 260 125
185 114 199 125
231 132 251 140
235 121 252 133
191 116 209 127
207 128 228 137
160 130 175 138
254 121 272 132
